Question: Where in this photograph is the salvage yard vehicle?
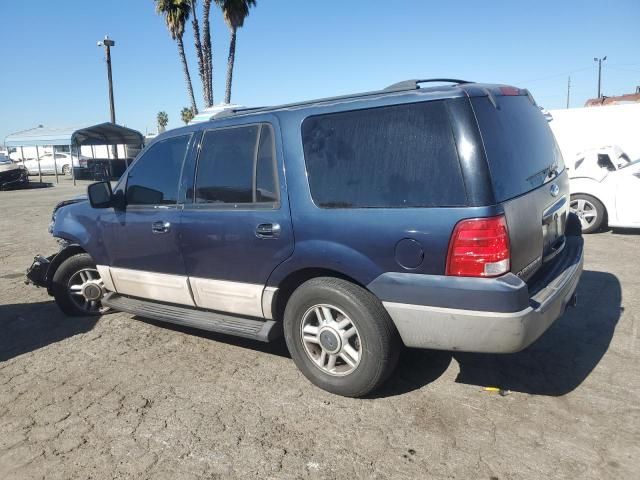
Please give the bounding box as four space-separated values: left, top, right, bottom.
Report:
0 155 28 190
569 145 640 233
23 152 87 176
26 79 584 397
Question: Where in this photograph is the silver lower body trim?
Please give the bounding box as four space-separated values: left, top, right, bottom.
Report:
383 251 582 353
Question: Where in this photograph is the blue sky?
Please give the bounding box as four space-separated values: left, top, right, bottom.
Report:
1 0 639 142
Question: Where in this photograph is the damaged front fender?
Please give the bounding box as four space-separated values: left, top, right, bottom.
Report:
25 254 55 288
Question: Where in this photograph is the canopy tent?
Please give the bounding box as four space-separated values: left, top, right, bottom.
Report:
5 123 144 185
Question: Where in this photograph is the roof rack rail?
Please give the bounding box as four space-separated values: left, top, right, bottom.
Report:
211 106 266 119
384 78 472 91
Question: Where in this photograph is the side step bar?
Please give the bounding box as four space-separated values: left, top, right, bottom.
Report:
102 293 282 342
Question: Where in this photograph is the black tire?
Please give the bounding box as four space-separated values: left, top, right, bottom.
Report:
51 253 103 317
283 277 401 397
61 165 70 175
570 194 606 234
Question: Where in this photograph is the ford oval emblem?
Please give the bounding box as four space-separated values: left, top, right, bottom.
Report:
550 184 559 197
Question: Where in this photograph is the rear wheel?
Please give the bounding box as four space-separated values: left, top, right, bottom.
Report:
570 194 606 233
283 277 400 397
61 165 70 175
52 253 104 316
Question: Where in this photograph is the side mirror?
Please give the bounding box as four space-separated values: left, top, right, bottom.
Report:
87 181 113 208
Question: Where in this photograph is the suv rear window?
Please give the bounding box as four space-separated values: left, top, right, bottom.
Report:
301 101 466 208
471 95 565 202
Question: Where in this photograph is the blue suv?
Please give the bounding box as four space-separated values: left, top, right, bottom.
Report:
27 79 583 397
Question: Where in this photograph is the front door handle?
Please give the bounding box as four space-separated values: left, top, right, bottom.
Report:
152 220 171 234
255 223 281 239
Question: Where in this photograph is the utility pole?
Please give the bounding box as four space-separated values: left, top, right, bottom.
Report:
98 35 117 172
566 76 571 109
594 56 607 99
98 35 116 123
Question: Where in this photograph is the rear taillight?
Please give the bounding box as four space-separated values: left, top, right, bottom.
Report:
446 215 510 277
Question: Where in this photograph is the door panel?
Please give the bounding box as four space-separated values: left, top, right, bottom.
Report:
612 166 640 225
99 134 194 303
180 121 294 317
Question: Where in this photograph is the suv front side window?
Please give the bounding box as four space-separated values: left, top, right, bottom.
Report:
126 135 190 206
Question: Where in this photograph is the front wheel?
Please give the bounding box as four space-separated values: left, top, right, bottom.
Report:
51 253 105 316
283 277 400 397
570 194 606 234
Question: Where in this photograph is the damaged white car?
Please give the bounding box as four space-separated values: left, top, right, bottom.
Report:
569 145 640 233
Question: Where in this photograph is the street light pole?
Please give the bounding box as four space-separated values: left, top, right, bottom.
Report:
98 35 116 123
594 56 607 99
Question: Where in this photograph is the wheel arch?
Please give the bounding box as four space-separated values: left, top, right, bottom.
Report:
270 267 369 322
45 244 88 293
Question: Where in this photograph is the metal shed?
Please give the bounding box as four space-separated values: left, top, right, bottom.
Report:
5 123 144 185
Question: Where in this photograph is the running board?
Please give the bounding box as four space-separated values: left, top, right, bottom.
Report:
102 293 282 342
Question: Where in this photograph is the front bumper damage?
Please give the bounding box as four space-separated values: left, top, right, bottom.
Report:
25 254 55 288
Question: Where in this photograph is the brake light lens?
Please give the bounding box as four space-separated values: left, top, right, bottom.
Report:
446 215 510 277
499 86 521 96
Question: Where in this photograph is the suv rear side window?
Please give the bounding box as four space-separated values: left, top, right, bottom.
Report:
195 124 278 205
301 101 466 208
471 95 565 202
126 135 190 205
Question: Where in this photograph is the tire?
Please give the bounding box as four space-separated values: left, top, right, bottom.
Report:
570 194 606 234
283 277 401 397
61 165 70 175
51 253 103 317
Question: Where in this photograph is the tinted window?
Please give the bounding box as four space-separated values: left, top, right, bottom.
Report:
256 125 278 202
471 95 565 202
301 101 466 208
195 124 278 205
126 135 189 205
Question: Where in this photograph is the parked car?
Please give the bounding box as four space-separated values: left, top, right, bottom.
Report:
23 152 87 176
26 79 583 397
568 145 640 232
0 155 28 189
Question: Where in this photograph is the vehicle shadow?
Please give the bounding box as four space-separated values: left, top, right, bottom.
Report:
373 270 621 398
134 316 292 358
0 301 98 362
453 270 621 396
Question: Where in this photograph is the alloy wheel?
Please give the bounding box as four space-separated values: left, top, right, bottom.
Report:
67 268 104 314
570 198 598 231
300 304 362 376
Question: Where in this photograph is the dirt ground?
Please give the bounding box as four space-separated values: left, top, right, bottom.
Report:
1 179 638 479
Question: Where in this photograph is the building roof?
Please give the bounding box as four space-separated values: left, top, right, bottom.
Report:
585 91 640 107
4 123 144 147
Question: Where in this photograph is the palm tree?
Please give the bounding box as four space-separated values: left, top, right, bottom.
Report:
155 0 199 114
181 107 195 124
157 111 169 132
215 0 256 104
189 0 209 106
202 0 214 106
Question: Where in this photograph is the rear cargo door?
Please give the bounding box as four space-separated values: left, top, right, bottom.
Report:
471 94 568 281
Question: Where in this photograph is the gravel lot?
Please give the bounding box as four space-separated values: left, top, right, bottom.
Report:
1 179 638 479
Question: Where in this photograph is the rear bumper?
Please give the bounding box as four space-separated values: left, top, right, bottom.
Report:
381 236 584 353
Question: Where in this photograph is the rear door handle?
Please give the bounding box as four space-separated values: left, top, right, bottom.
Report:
255 223 281 238
151 221 171 234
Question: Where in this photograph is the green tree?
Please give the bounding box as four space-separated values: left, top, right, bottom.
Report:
181 107 195 124
215 0 256 104
155 0 199 114
157 111 169 132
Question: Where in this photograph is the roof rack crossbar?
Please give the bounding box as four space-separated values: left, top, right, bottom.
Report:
384 78 472 91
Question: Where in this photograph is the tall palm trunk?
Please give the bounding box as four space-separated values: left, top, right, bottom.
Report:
224 26 237 104
177 36 198 114
190 0 208 106
202 0 213 105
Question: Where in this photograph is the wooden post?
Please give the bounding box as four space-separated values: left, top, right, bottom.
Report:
35 145 42 183
20 146 25 167
70 143 76 186
52 145 59 184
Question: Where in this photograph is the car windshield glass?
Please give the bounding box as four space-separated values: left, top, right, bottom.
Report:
619 158 640 169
